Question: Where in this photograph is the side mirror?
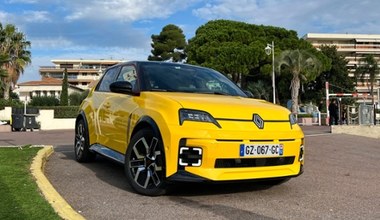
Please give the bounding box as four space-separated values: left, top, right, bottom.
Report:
109 81 137 95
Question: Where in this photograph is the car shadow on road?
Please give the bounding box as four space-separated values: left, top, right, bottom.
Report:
55 147 135 193
166 181 280 196
55 146 285 197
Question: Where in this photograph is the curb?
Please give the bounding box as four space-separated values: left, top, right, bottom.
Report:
30 146 85 220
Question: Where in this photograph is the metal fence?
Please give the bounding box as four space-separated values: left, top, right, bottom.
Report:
346 104 379 125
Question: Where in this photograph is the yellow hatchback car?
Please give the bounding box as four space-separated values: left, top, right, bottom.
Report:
75 61 304 196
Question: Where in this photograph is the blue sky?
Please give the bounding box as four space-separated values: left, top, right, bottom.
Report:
1 0 380 83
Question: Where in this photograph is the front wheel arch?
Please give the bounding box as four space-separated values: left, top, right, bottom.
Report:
130 116 163 145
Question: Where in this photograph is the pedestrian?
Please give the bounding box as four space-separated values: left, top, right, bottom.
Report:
328 99 339 125
318 100 324 112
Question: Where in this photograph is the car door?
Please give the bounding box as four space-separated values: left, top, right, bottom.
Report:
91 66 120 147
94 64 139 154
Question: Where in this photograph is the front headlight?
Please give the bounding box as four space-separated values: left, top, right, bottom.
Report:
179 109 221 128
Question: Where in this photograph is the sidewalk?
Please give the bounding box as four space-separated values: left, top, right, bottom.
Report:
0 129 74 146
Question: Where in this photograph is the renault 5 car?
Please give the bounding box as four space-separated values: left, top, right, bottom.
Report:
74 61 304 196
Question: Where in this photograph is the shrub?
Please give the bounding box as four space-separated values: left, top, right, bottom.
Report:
53 106 79 118
69 90 89 106
29 96 59 107
0 98 23 110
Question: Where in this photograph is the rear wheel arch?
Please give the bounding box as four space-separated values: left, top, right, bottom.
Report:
74 111 96 162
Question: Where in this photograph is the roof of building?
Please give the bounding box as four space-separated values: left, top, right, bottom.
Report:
51 59 125 65
303 33 380 40
17 77 84 91
18 77 63 86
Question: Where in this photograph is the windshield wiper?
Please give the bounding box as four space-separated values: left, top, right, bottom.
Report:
199 91 231 96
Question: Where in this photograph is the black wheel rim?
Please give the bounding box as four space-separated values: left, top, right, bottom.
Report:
75 122 85 158
129 136 163 189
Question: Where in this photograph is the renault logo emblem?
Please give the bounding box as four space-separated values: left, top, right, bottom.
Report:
253 114 264 129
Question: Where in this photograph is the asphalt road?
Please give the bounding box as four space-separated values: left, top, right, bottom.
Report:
2 127 379 219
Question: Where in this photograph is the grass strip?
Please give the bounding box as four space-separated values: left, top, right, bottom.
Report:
0 147 60 220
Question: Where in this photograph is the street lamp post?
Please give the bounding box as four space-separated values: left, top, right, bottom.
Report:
265 41 275 104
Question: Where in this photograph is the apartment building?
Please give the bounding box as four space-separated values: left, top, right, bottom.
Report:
303 33 380 104
39 59 124 90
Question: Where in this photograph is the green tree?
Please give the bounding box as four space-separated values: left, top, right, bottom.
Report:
148 24 187 62
0 23 31 100
60 68 68 106
186 19 318 93
355 54 380 105
275 49 324 114
187 20 267 85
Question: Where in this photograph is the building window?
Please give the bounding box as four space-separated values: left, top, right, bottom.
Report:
60 63 73 69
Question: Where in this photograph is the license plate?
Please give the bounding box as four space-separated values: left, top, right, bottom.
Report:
239 144 283 157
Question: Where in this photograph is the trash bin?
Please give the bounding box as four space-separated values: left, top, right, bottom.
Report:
24 115 40 130
11 107 40 131
11 114 24 131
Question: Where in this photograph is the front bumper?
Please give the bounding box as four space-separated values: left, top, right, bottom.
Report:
164 122 304 182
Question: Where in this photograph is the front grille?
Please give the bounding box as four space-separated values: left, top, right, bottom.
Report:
214 156 295 168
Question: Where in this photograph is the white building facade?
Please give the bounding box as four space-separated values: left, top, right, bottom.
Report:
39 59 124 90
304 33 380 104
15 77 83 103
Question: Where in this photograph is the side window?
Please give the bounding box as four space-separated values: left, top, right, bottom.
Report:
97 67 119 92
116 65 137 88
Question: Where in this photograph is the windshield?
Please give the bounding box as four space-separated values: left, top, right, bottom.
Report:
139 62 247 97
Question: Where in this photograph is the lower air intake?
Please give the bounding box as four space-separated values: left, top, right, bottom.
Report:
215 156 295 168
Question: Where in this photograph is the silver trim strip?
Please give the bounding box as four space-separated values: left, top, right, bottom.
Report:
90 144 125 164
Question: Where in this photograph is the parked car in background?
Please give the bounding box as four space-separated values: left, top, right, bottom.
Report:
74 61 304 196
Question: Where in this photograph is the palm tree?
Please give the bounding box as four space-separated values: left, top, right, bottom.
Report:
247 80 270 101
275 49 323 114
355 54 379 105
0 23 31 100
0 53 9 96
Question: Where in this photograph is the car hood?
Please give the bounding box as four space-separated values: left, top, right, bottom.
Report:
147 92 291 121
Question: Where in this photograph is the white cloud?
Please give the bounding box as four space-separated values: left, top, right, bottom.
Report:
23 11 51 23
6 0 39 3
29 37 74 49
192 0 380 36
64 0 199 22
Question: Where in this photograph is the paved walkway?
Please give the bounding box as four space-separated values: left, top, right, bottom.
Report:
0 129 74 146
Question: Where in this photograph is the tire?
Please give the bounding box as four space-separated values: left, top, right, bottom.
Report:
125 128 166 196
74 119 96 162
